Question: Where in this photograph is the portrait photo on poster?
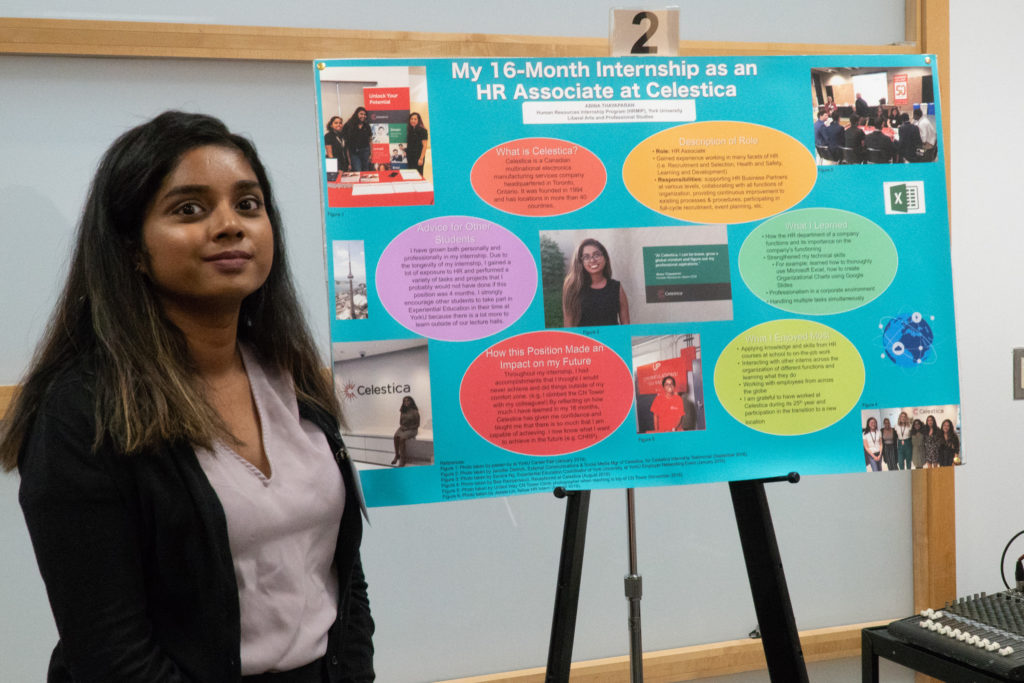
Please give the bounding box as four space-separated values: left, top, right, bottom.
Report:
632 335 705 434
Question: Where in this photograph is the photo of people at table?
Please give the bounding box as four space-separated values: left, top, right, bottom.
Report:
811 66 937 165
319 64 433 207
860 405 960 471
632 335 705 433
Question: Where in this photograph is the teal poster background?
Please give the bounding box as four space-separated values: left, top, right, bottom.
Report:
314 55 959 507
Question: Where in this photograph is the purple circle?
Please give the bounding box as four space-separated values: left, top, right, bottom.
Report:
375 216 538 341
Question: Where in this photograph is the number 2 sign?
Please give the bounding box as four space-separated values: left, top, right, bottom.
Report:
610 8 680 57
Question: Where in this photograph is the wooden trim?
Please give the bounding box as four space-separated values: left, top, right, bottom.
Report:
905 0 921 44
0 18 920 61
912 468 957 611
0 385 15 420
920 0 952 209
913 4 954 681
437 620 893 683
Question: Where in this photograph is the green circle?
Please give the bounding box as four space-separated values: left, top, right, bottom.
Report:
738 208 897 315
713 319 865 435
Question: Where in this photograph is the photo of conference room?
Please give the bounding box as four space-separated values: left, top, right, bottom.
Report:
319 64 434 207
810 66 938 165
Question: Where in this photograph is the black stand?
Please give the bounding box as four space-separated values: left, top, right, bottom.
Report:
729 473 809 683
545 487 591 683
624 488 643 682
544 473 807 683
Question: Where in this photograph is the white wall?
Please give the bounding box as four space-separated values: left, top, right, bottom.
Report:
0 0 905 43
950 0 1024 598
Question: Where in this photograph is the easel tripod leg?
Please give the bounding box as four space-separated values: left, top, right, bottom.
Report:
546 488 591 683
729 475 809 683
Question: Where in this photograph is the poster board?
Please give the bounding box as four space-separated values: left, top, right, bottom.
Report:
315 54 959 508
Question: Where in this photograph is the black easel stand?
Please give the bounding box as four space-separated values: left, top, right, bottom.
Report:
545 474 807 683
729 472 809 683
545 487 591 683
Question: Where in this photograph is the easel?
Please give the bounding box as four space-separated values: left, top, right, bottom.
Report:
546 473 807 683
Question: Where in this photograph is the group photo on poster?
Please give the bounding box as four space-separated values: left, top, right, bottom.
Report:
319 64 434 207
315 54 959 507
810 65 938 165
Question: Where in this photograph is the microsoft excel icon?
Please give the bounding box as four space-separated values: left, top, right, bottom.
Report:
884 181 925 214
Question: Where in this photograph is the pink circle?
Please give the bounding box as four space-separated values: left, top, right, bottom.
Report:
375 216 537 341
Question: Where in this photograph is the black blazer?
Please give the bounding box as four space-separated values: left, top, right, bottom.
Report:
18 361 373 682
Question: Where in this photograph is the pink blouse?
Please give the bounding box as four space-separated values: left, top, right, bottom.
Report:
196 346 345 674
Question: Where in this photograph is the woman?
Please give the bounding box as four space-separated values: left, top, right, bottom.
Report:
649 375 685 432
561 238 630 327
824 95 837 117
406 112 429 176
895 411 913 470
923 414 942 468
862 417 882 471
0 111 373 681
940 419 960 467
880 417 897 471
391 395 420 467
323 115 348 170
910 418 926 469
342 106 372 172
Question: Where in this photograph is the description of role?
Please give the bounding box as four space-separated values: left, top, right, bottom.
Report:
655 145 788 213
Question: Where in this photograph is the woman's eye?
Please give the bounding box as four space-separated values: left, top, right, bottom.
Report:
173 201 203 216
238 197 263 212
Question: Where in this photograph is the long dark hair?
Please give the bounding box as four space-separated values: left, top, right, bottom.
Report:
401 396 418 413
561 238 612 327
408 112 426 132
941 419 958 444
863 417 878 434
0 111 340 471
342 107 368 136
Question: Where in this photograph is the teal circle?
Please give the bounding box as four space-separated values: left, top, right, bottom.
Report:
738 208 897 315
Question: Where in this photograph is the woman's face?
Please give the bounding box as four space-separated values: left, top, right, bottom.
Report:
580 244 605 276
926 416 937 428
357 109 367 122
867 418 877 431
898 412 909 425
402 397 412 408
913 419 923 430
140 145 273 317
942 420 952 434
330 117 343 131
883 418 891 428
662 378 676 396
409 113 420 127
